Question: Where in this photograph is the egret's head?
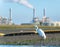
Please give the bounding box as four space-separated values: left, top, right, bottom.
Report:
34 25 38 30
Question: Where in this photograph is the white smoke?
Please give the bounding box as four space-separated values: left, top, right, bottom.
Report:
4 0 34 9
19 0 34 8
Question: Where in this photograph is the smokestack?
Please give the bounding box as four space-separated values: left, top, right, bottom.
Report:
33 8 36 20
9 8 12 25
10 8 12 20
43 8 46 17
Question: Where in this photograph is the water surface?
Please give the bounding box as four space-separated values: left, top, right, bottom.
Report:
0 45 59 47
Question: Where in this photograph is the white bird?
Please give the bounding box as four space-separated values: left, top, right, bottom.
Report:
34 25 46 39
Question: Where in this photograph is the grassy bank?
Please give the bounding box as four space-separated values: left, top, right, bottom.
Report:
0 36 60 45
0 25 60 29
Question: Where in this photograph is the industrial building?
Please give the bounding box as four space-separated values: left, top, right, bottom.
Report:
41 8 51 26
40 8 60 26
21 8 40 25
0 8 60 26
32 8 41 25
50 21 60 26
0 16 8 25
21 8 60 26
33 17 40 25
30 8 60 26
0 8 13 25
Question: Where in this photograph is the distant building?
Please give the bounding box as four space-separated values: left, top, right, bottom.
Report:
41 16 51 26
0 16 8 25
33 17 40 25
51 21 60 26
40 8 51 26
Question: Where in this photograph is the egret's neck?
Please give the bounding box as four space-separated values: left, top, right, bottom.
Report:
36 27 38 30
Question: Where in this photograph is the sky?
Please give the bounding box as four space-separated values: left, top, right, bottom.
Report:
0 0 60 24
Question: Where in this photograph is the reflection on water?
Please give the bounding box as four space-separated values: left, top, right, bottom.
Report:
0 45 59 47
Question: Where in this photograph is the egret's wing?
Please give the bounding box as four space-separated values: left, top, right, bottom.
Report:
37 29 44 36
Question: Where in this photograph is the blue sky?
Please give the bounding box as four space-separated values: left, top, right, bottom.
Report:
0 0 60 24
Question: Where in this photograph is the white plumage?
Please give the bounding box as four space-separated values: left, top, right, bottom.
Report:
35 25 46 39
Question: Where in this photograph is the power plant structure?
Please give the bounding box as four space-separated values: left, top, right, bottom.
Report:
0 16 8 25
0 8 13 25
32 8 50 26
32 8 40 25
41 8 50 26
0 7 59 26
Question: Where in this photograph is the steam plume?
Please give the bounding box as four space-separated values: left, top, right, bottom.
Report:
19 0 33 8
4 0 34 9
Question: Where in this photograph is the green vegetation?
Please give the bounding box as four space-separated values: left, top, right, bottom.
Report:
0 25 60 29
0 38 60 45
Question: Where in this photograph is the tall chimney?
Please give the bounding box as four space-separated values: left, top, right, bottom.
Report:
9 8 12 25
43 8 46 17
10 8 12 21
33 8 36 21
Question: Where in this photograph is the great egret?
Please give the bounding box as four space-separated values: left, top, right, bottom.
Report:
34 25 46 39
